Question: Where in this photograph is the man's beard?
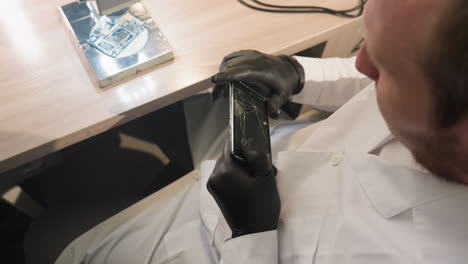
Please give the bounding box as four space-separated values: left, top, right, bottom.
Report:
410 133 467 185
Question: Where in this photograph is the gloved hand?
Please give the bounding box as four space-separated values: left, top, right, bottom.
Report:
207 139 280 238
211 50 305 119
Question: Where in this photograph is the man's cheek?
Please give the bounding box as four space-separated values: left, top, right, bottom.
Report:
375 78 390 117
375 78 402 130
376 87 412 151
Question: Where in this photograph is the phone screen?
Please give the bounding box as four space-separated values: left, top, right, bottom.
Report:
230 82 272 163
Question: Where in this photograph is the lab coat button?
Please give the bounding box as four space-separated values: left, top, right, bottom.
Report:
330 153 342 166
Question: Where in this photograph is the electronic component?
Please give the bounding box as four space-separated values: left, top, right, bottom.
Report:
88 14 148 58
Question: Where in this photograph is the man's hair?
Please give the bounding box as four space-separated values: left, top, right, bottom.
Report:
426 1 468 129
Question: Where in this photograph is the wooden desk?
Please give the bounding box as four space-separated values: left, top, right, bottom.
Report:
0 0 362 175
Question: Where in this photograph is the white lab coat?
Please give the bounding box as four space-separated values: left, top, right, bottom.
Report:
56 57 468 264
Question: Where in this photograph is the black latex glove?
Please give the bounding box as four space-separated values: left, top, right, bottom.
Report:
211 50 305 119
207 139 280 238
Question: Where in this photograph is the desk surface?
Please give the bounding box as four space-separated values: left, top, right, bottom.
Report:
0 0 359 174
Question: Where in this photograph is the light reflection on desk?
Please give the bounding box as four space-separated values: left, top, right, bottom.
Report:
0 1 44 64
115 75 161 108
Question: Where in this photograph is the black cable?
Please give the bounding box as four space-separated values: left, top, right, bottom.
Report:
252 0 365 14
250 0 362 12
238 0 367 18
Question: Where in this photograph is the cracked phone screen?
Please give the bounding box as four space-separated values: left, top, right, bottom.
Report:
230 82 272 163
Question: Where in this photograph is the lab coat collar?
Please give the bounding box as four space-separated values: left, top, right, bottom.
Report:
347 153 467 219
295 85 394 154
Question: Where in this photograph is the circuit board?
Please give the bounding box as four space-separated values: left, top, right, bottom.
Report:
88 14 148 58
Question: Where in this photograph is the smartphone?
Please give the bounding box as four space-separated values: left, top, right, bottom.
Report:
229 81 272 163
